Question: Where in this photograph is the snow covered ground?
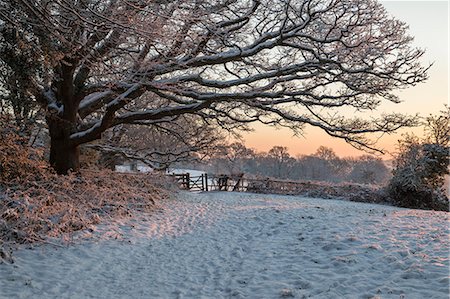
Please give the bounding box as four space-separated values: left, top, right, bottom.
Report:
0 192 448 299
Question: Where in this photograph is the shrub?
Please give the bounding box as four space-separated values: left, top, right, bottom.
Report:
0 115 48 184
388 136 449 211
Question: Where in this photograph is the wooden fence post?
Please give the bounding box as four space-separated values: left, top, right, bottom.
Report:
186 173 190 190
205 173 208 191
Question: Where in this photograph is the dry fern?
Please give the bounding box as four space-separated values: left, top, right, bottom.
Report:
0 119 173 258
0 170 171 249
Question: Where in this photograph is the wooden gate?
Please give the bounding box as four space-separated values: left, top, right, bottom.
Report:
171 173 208 191
171 173 248 192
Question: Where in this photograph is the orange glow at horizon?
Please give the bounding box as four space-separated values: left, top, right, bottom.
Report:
240 1 448 160
240 125 420 160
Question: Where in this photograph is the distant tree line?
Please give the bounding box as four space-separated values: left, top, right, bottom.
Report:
202 143 390 185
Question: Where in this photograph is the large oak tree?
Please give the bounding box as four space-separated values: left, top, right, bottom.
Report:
0 0 427 174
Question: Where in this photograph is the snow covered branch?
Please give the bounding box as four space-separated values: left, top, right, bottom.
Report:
1 0 429 173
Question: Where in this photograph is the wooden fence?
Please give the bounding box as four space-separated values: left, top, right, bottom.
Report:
169 172 383 205
171 172 319 193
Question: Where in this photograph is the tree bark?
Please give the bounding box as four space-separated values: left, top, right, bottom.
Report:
47 58 81 174
49 124 80 174
49 141 80 174
47 108 80 174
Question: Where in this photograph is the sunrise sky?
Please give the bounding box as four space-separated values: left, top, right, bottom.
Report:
241 0 449 159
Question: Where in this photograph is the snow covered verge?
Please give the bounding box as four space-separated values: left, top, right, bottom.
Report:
246 178 388 202
247 178 449 212
0 170 171 261
0 191 448 298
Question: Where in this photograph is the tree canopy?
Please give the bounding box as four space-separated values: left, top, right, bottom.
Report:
0 0 428 173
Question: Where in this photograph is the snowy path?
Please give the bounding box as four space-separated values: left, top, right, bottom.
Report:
0 192 449 299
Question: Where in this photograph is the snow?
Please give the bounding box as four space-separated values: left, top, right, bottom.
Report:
78 91 113 111
0 192 448 298
137 165 153 173
114 165 129 172
69 121 101 140
114 102 205 123
115 164 153 173
167 168 206 177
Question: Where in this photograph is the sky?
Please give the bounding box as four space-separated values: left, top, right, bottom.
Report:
240 0 449 159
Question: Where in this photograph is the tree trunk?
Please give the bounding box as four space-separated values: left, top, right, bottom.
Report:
49 136 80 175
48 119 80 174
47 58 81 174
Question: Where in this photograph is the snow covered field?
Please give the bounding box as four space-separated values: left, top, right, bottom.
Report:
0 192 448 299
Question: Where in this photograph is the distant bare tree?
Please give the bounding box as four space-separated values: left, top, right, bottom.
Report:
312 146 341 180
314 146 338 161
210 142 256 175
424 106 449 147
267 146 293 178
1 0 428 174
347 155 389 184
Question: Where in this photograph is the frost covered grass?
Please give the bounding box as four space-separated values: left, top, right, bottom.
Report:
245 177 389 204
0 170 170 258
0 120 171 257
0 115 173 263
0 191 448 298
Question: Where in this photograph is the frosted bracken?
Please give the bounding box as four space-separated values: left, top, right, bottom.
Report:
0 192 448 299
